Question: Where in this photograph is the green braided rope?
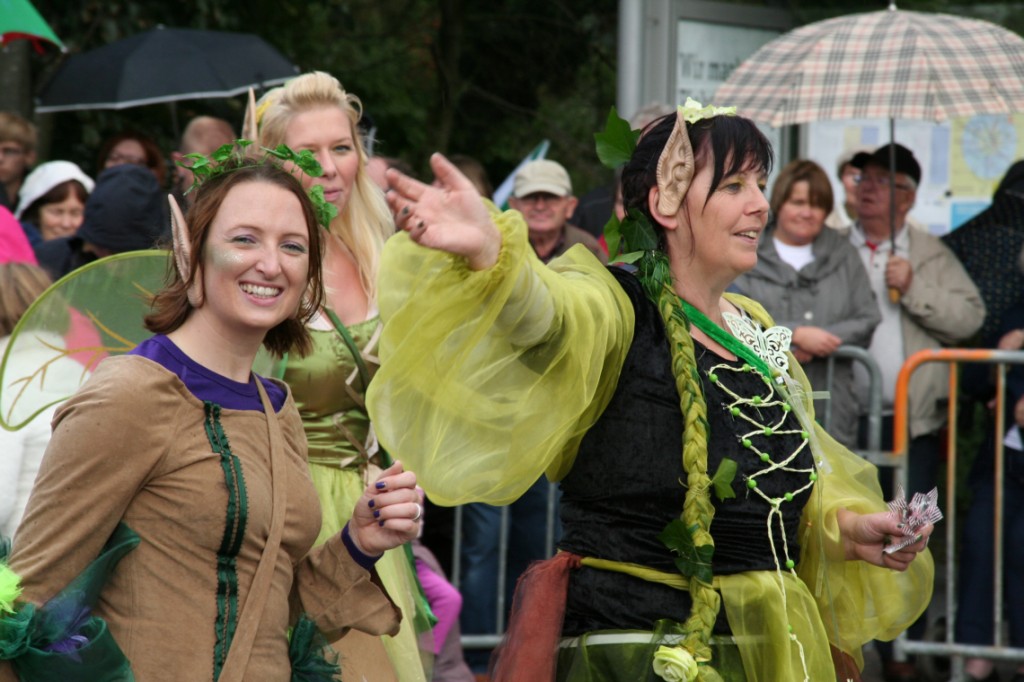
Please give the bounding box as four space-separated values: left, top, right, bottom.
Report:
657 283 723 681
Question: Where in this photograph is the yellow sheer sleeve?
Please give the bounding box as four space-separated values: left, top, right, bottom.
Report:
731 294 934 669
366 206 634 506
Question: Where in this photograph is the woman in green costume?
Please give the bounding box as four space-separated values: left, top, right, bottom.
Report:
253 71 431 682
366 102 935 682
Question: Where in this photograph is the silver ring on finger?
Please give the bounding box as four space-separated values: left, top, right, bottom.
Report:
412 503 423 522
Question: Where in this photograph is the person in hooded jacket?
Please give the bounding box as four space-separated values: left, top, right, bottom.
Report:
33 164 168 280
734 159 880 448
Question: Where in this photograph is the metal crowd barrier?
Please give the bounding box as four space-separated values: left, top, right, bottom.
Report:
891 348 1024 681
451 483 561 654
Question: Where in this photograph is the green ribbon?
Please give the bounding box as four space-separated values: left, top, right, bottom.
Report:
676 296 775 382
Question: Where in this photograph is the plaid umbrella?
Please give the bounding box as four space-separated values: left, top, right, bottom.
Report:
714 6 1024 126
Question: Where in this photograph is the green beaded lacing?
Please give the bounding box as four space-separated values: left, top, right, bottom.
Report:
203 401 249 681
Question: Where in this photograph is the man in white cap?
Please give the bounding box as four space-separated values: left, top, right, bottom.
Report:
509 159 606 263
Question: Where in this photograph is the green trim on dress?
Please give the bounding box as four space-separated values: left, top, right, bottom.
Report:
203 401 249 681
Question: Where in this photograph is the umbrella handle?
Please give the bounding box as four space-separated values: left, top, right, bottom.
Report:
888 286 901 303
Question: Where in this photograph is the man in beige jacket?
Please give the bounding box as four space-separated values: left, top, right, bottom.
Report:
842 142 984 682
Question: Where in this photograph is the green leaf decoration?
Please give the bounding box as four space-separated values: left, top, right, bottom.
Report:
174 139 334 228
308 185 339 229
210 143 234 163
182 153 209 168
710 458 738 501
658 519 714 584
617 251 643 264
262 145 324 179
595 106 640 170
619 208 659 252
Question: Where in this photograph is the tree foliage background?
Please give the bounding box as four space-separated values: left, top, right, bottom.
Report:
14 0 1024 195
23 0 618 193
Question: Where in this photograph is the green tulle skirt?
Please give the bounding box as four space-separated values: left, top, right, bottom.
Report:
556 624 747 682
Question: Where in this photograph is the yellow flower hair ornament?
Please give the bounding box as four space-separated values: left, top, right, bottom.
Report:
678 97 737 124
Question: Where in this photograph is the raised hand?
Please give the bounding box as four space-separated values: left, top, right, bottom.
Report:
386 153 502 270
348 460 421 557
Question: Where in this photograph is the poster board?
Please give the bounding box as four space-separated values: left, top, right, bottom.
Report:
803 114 1024 235
674 18 786 181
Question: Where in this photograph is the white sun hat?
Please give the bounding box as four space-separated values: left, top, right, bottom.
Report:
15 161 95 220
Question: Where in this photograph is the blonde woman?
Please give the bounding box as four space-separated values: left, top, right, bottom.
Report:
254 71 429 682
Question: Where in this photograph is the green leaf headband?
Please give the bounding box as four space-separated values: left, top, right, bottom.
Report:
177 139 340 229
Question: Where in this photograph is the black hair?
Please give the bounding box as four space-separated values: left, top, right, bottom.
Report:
620 113 773 247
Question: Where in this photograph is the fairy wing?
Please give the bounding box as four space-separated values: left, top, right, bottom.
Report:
0 250 171 430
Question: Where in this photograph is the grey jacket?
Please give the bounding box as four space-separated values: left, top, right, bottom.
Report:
734 224 881 447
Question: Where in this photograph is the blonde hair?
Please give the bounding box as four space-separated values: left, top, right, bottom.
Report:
255 71 393 303
0 263 52 336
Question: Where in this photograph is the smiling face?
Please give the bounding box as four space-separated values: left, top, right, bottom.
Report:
190 180 310 346
508 192 578 237
282 106 361 214
667 156 769 287
774 180 825 247
38 191 86 240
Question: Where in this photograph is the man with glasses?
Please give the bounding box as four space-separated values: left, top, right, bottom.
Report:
509 159 606 264
844 142 984 682
0 113 37 212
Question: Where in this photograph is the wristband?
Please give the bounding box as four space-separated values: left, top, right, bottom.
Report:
342 522 382 570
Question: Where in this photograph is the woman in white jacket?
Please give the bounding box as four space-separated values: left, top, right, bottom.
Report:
0 263 85 537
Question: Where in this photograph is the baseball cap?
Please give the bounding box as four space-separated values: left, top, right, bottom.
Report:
865 143 921 186
848 151 872 171
513 160 572 198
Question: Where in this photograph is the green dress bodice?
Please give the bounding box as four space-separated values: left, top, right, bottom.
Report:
282 316 382 472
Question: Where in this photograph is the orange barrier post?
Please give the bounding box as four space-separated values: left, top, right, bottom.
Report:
889 347 1024 680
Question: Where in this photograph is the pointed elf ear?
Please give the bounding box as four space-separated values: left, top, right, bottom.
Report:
168 195 203 307
241 87 260 147
655 108 695 218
